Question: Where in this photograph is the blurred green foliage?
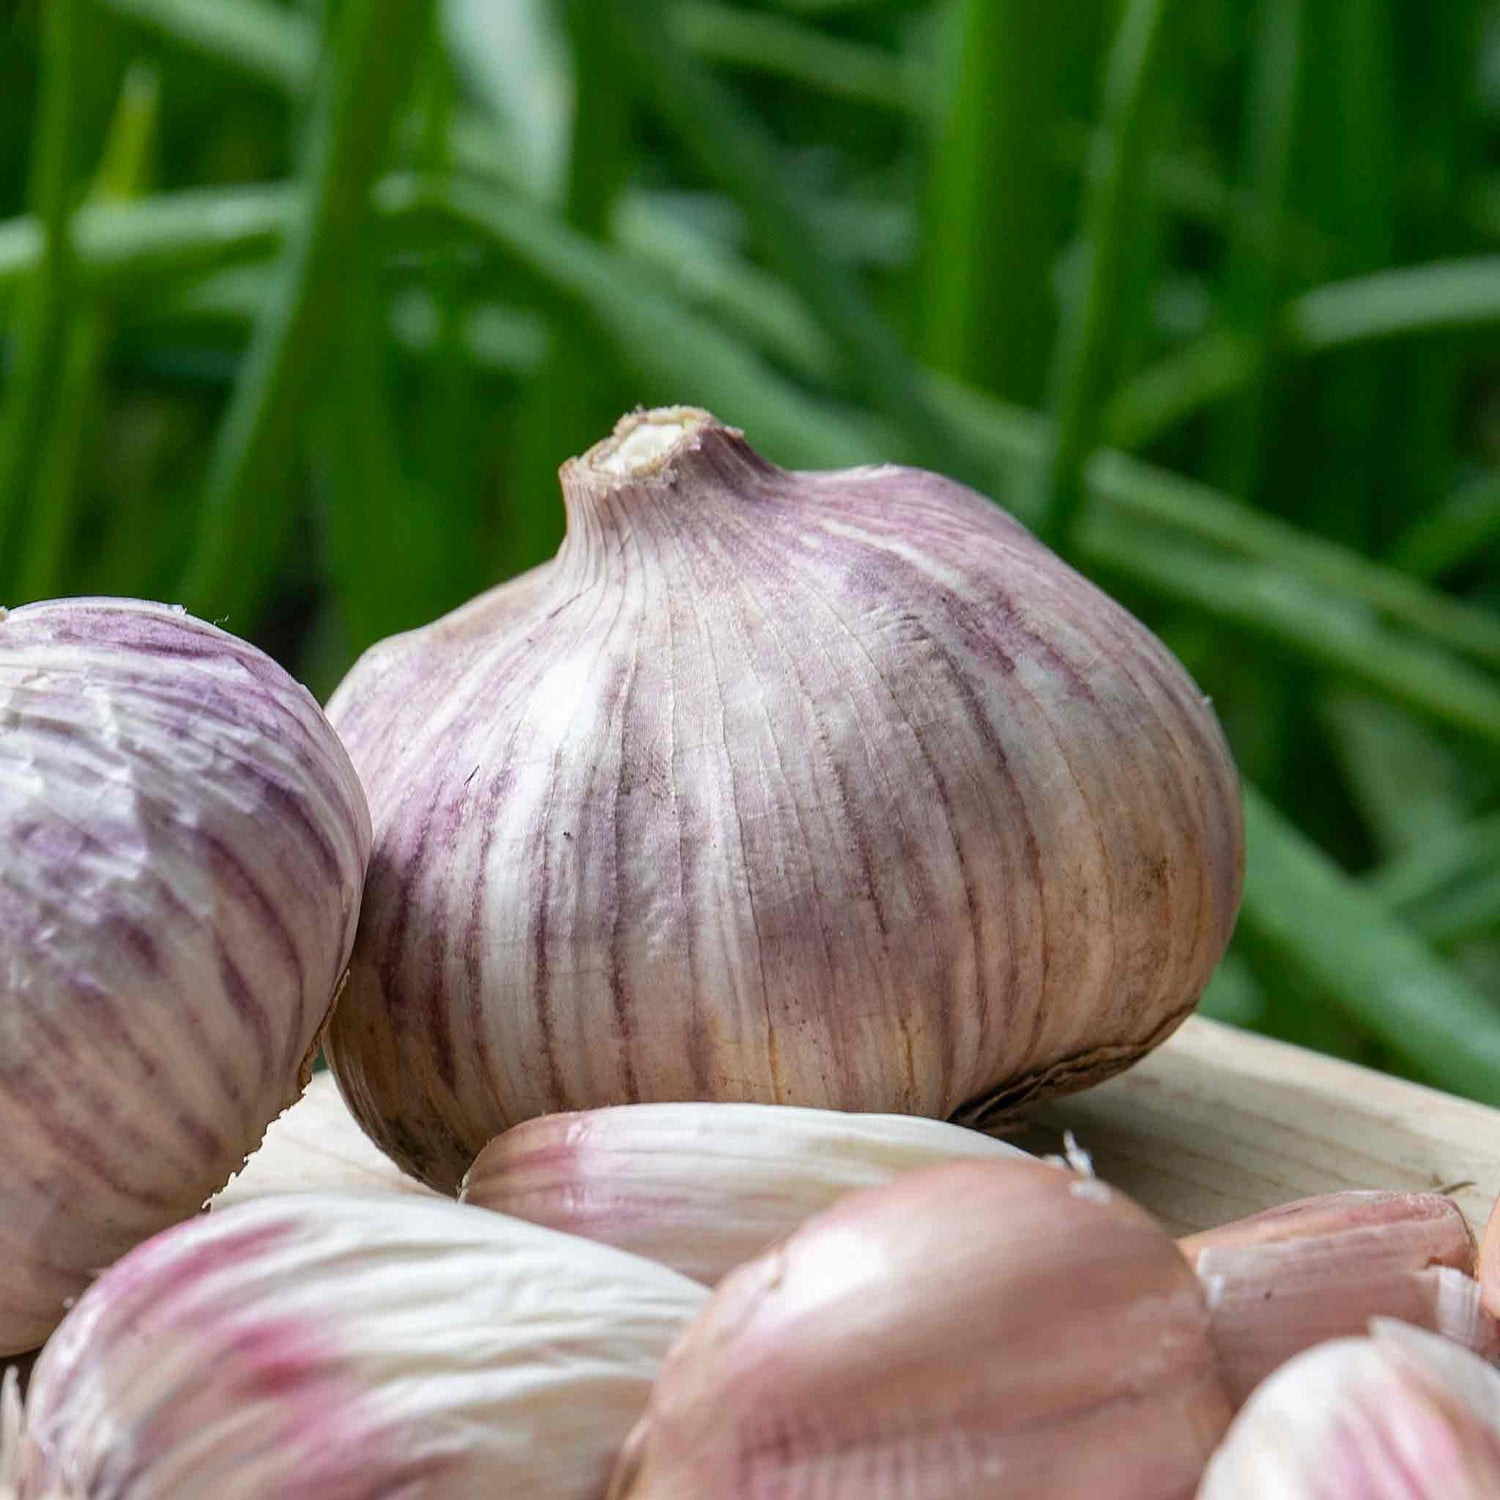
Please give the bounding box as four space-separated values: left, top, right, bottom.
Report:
2 0 1498 1100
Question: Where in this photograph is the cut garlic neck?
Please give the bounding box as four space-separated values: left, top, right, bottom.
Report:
585 407 713 478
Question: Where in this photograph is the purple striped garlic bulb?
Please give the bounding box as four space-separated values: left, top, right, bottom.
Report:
7 1193 707 1498
0 598 370 1354
327 407 1244 1190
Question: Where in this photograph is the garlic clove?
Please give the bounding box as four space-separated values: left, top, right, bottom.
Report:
211 1074 438 1209
1180 1190 1489 1406
326 406 1244 1191
461 1100 1026 1283
0 599 370 1354
1196 1320 1500 1498
13 1192 707 1498
609 1156 1231 1499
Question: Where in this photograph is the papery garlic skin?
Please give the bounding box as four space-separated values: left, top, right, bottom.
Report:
610 1157 1231 1499
1196 1320 1500 1498
462 1101 1025 1283
0 599 370 1355
212 1075 436 1210
328 407 1244 1190
1180 1191 1486 1405
12 1193 707 1499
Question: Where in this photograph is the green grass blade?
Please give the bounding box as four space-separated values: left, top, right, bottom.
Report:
18 63 160 603
1082 514 1500 753
1368 810 1500 914
675 1 920 114
1206 0 1303 502
615 192 839 379
315 252 459 652
1366 810 1500 949
143 263 550 380
0 0 83 595
1239 785 1500 1103
1033 0 1174 551
1287 256 1500 348
97 0 314 96
504 0 634 577
1386 470 1500 582
0 187 295 308
1293 0 1393 550
22 174 1486 682
1103 330 1253 450
598 0 984 486
1109 258 1500 451
917 0 1078 402
179 0 435 628
1046 117 1332 268
924 344 1500 678
392 175 890 471
97 0 524 201
1086 449 1500 671
1320 690 1466 860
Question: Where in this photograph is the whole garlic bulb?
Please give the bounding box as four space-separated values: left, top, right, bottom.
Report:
0 598 370 1354
328 407 1244 1189
609 1156 1231 1499
462 1100 1026 1283
8 1193 708 1498
1196 1320 1500 1498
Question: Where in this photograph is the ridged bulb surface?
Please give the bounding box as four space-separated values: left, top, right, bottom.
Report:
327 408 1244 1190
0 599 370 1353
9 1194 707 1498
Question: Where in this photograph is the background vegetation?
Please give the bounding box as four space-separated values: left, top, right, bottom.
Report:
2 0 1498 1102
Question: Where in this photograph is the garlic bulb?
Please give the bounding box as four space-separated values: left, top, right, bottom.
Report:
0 599 370 1354
212 1075 436 1210
1196 1320 1500 1498
328 406 1244 1189
462 1100 1025 1283
1180 1191 1489 1405
609 1157 1231 1499
8 1193 707 1498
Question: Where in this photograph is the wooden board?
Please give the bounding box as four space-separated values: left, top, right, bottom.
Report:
1014 1015 1500 1237
6 1017 1496 1393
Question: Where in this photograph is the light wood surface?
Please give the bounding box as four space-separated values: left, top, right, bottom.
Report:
1013 1015 1499 1236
